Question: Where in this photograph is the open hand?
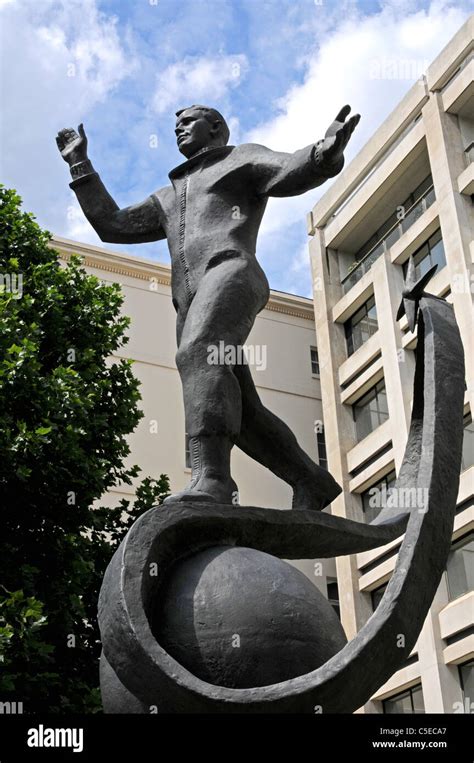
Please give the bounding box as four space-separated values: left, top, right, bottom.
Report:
56 124 88 166
322 105 360 164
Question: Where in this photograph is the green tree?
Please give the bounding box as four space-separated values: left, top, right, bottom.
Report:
0 187 169 713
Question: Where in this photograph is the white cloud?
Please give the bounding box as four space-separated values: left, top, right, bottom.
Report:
151 54 248 114
245 1 469 241
0 0 137 238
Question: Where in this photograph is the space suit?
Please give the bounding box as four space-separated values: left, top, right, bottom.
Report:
69 140 343 506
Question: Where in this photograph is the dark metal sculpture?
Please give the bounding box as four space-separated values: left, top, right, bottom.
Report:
97 265 464 713
56 107 464 713
56 104 359 509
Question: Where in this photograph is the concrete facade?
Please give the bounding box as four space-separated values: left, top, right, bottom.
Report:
308 17 473 713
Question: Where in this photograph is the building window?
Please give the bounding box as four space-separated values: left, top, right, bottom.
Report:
344 295 378 356
371 583 388 612
462 412 474 471
361 470 397 523
326 577 340 619
353 380 389 441
446 533 474 601
316 426 328 470
403 228 446 281
185 433 191 469
383 685 425 714
310 346 320 375
341 175 435 294
459 660 473 708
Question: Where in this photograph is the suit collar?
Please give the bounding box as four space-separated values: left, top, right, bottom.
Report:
169 145 234 179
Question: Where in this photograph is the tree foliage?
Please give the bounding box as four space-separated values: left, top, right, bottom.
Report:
0 187 169 712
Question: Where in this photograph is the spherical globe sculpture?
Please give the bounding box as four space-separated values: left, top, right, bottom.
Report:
152 545 347 689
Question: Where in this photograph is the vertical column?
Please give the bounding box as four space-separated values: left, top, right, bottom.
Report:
310 232 372 642
373 254 416 472
423 93 473 413
417 580 464 712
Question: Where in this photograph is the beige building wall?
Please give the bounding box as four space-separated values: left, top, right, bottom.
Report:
53 235 336 590
308 16 473 713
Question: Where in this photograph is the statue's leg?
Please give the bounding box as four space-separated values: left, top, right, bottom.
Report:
165 251 269 505
234 364 342 510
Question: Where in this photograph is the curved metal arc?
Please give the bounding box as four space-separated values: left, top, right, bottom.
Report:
99 295 464 713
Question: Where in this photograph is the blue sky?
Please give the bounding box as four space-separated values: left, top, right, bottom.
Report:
1 0 471 295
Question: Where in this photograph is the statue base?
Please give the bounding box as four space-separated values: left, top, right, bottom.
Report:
100 539 346 713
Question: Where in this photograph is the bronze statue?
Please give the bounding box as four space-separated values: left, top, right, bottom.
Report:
56 104 360 507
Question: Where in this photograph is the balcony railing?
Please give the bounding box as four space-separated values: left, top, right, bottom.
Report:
341 184 436 294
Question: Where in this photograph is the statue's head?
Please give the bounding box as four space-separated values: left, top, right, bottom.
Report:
175 105 230 158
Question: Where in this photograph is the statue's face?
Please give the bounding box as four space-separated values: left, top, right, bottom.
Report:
175 109 215 158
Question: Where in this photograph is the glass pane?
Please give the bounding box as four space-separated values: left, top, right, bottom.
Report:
345 298 378 354
355 408 373 441
384 225 401 251
446 539 474 600
327 580 339 601
460 662 474 705
376 388 389 417
401 199 424 233
413 175 433 199
429 237 446 272
351 303 367 327
371 585 387 611
411 686 425 713
366 295 377 314
357 316 372 345
346 332 354 356
413 241 429 269
362 500 380 524
354 385 387 441
386 471 397 488
370 407 382 431
384 692 413 714
416 251 432 278
378 212 398 239
461 419 474 470
424 185 436 210
384 687 424 714
351 323 364 353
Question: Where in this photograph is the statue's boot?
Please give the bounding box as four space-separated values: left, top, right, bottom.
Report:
163 435 238 505
291 466 342 511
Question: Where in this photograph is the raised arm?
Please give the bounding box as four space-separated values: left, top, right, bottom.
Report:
255 105 360 197
56 124 166 244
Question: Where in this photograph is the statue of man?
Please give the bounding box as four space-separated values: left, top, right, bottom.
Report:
56 104 359 508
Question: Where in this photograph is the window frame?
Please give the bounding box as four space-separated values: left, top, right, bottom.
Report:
361 469 397 523
310 346 320 376
445 532 474 602
382 684 425 714
402 228 446 280
344 294 378 357
458 659 473 705
352 379 389 441
316 425 328 470
461 411 474 472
